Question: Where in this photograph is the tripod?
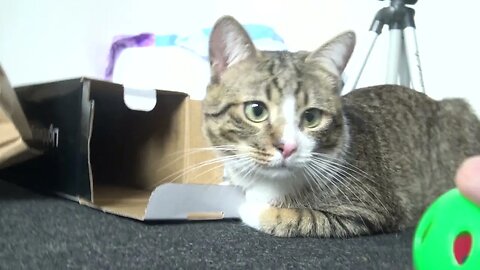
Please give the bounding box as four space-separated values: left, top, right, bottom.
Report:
343 0 425 93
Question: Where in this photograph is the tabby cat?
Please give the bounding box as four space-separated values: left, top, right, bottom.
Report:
202 15 480 237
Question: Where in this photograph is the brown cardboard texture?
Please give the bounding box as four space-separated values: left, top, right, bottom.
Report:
0 66 41 168
0 76 243 220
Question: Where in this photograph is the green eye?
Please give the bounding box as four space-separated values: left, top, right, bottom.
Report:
244 102 269 122
303 108 323 128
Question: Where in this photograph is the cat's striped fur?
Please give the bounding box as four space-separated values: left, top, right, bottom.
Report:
202 16 480 237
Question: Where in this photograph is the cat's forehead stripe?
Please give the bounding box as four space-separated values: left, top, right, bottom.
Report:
293 78 309 107
267 60 283 96
265 84 272 101
294 79 303 96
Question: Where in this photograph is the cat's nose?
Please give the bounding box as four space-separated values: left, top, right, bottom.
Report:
276 142 297 159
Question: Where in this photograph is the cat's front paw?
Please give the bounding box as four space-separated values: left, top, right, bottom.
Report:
238 202 298 237
238 202 271 230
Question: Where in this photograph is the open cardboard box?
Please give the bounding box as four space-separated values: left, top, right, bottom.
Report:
0 74 244 220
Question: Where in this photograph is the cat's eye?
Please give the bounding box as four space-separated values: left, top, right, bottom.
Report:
302 108 323 128
244 102 269 123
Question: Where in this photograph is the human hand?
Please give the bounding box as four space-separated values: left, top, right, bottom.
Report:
455 156 480 205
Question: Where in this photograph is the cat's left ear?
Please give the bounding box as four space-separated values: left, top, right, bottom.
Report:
306 31 356 77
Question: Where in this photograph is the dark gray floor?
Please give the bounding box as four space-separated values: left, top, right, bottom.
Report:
0 180 413 269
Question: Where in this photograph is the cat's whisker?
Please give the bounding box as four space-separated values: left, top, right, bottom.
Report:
307 161 371 231
188 162 229 184
287 171 310 208
176 155 251 185
311 159 370 209
312 152 370 174
307 161 358 207
304 164 341 206
310 155 389 207
223 156 259 188
151 153 249 188
311 152 377 183
301 168 322 197
301 166 332 208
211 173 228 184
339 174 388 214
305 164 348 211
311 157 371 202
165 144 237 157
240 162 262 189
154 145 238 174
310 156 391 218
189 155 255 187
160 145 238 160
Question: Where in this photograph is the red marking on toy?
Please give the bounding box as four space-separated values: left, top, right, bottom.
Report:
454 233 472 264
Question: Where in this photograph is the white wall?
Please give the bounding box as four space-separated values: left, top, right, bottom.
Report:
1 0 479 112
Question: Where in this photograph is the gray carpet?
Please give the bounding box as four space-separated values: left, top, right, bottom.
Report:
0 180 414 269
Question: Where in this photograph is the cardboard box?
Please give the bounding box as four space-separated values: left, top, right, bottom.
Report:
0 76 244 220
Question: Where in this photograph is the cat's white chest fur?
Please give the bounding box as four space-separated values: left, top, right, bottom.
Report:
244 181 290 204
225 164 305 204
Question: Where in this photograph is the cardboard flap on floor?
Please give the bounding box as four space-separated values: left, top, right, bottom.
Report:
0 66 41 169
0 75 244 220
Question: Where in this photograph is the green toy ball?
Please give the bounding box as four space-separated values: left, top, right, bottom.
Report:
413 188 480 269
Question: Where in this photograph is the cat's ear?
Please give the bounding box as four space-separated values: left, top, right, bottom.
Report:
209 16 256 83
306 31 356 77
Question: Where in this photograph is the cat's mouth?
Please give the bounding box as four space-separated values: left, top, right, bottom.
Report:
241 150 302 171
259 158 296 171
279 159 290 168
263 163 288 170
254 166 289 179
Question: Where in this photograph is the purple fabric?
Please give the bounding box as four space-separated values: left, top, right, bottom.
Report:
104 33 155 80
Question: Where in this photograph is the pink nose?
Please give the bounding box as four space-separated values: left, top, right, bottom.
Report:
276 142 297 158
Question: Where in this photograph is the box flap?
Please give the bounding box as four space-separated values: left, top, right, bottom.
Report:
0 66 41 168
82 185 151 220
86 183 244 220
0 66 34 142
145 183 244 220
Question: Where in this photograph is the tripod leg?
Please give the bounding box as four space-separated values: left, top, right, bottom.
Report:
403 27 426 93
386 29 403 84
398 37 411 87
342 31 379 93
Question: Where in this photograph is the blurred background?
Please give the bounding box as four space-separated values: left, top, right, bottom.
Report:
1 0 479 112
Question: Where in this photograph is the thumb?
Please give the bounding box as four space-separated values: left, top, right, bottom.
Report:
455 155 480 205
